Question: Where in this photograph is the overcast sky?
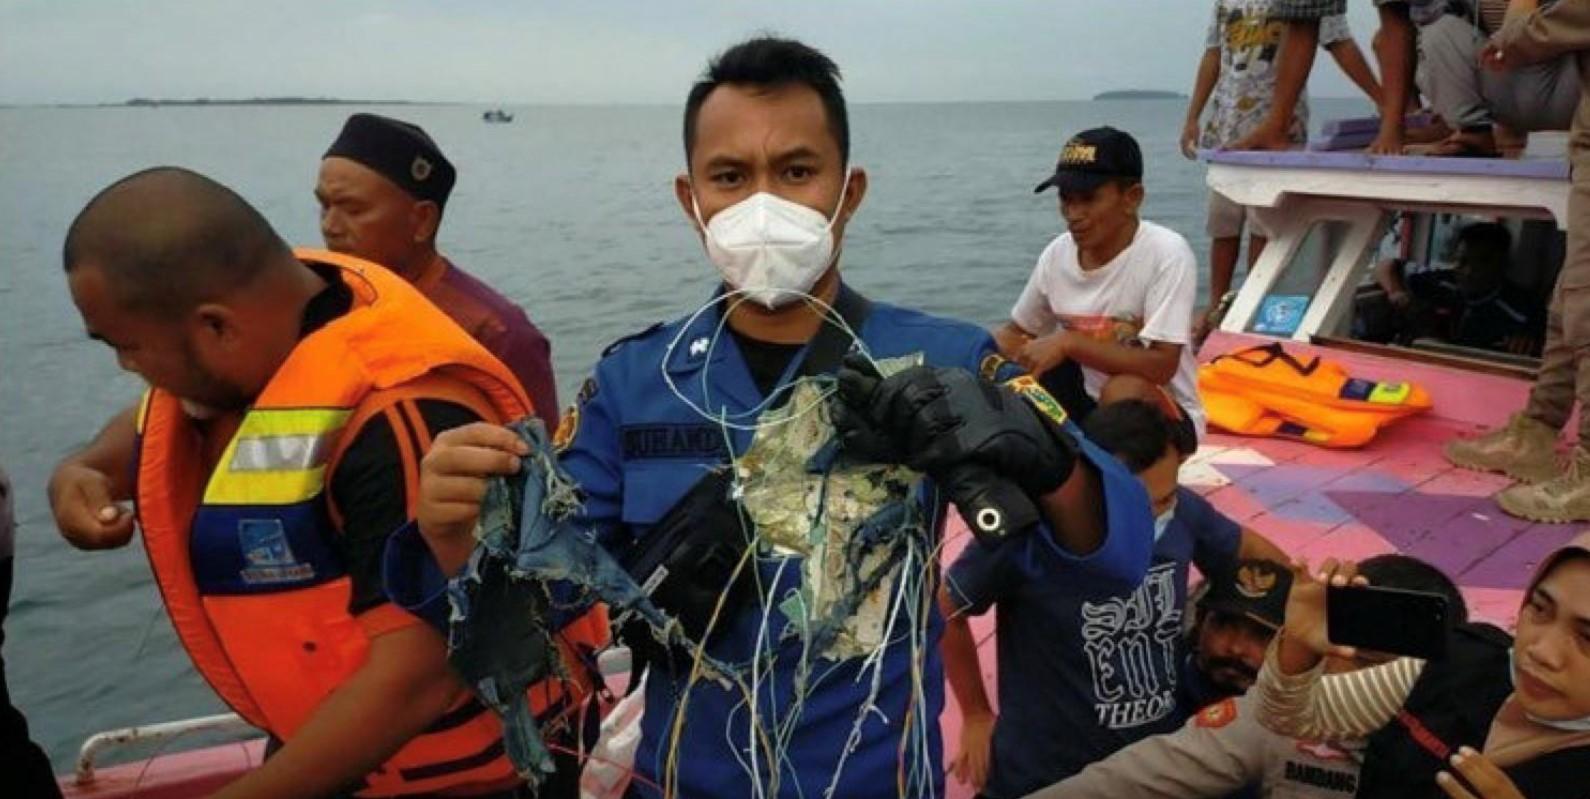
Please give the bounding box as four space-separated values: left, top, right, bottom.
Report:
1 0 1383 105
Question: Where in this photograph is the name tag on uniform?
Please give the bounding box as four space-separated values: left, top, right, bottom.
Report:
621 424 729 460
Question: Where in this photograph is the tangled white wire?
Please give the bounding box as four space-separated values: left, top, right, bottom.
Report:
659 286 883 432
648 285 944 798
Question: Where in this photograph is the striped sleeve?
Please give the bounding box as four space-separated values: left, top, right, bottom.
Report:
1254 636 1425 740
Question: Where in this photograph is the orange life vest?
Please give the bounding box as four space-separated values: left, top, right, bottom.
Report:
134 249 608 796
1199 343 1432 448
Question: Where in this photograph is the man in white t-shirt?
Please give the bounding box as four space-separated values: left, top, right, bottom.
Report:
995 126 1207 444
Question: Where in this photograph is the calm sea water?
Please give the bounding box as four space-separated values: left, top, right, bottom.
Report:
0 98 1366 769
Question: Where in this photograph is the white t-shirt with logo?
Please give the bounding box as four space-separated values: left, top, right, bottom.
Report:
1010 219 1206 436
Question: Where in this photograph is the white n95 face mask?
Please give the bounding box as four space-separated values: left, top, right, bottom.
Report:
693 172 851 309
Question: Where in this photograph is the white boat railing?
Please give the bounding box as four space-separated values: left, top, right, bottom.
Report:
69 648 637 785
74 712 256 785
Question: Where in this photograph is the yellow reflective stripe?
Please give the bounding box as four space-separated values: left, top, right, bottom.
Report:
203 409 351 506
135 390 153 434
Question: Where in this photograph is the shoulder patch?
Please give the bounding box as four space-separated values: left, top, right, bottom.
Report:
1196 697 1238 729
601 322 664 358
553 403 580 453
1002 374 1068 427
554 376 598 453
979 352 1010 382
575 376 598 406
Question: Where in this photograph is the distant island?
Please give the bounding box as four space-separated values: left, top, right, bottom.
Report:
121 97 417 107
1093 90 1186 101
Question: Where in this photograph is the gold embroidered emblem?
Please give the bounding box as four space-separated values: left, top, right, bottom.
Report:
1060 142 1097 165
979 352 1010 382
1236 564 1278 598
552 404 579 452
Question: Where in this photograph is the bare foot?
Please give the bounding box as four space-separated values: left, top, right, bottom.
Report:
1418 130 1498 158
1402 117 1452 145
1229 123 1295 152
1366 129 1405 155
1493 123 1526 158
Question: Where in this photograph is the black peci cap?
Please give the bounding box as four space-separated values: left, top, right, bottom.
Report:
323 113 457 208
1034 126 1143 194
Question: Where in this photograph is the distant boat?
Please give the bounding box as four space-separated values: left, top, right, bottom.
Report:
482 109 514 123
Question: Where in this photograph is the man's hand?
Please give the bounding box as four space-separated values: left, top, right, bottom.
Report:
951 712 996 790
1278 558 1366 674
48 462 134 550
1180 120 1201 160
416 423 529 573
1480 41 1510 72
1015 332 1070 376
832 357 1077 497
1436 747 1527 799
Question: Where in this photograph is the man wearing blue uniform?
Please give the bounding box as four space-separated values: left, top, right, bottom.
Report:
394 37 1152 799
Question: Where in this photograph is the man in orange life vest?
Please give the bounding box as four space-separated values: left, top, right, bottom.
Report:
50 167 603 798
47 114 563 559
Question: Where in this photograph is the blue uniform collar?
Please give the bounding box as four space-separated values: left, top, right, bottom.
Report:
664 283 868 410
664 288 751 378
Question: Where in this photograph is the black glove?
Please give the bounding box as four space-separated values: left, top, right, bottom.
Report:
833 355 1078 496
831 355 1079 543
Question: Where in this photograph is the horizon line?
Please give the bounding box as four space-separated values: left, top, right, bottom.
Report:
0 95 1370 110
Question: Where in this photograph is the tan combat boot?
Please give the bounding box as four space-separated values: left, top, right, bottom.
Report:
1496 448 1590 523
1443 413 1560 484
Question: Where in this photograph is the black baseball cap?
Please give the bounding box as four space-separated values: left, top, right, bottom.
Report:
1200 559 1292 630
1034 126 1144 194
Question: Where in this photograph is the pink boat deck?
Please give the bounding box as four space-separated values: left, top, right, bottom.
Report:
60 332 1579 799
938 331 1581 799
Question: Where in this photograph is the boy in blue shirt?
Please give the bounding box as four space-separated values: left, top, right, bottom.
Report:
942 399 1287 798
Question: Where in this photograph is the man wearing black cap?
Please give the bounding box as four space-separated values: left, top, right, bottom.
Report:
1182 559 1293 708
993 127 1206 448
318 113 559 428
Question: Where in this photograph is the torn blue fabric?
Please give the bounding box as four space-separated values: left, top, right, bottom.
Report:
444 419 721 783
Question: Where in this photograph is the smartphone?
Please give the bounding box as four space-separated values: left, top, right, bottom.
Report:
1326 584 1451 660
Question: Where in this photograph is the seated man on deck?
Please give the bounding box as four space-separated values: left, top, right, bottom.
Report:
996 127 1207 446
941 400 1287 797
1356 221 1544 353
392 36 1157 799
49 168 604 799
